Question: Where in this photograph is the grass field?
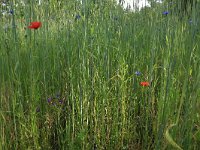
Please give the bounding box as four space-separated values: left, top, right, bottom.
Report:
1 1 200 149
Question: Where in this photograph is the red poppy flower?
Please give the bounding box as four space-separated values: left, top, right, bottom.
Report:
140 81 150 87
28 21 42 29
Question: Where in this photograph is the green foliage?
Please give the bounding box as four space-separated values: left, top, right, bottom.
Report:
0 1 200 149
165 0 198 15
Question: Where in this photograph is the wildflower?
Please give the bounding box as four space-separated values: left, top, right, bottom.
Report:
28 21 42 29
9 10 14 15
140 81 150 87
47 93 64 107
135 71 141 76
47 97 52 104
189 19 192 24
48 98 56 106
59 99 63 104
162 11 169 15
75 14 81 20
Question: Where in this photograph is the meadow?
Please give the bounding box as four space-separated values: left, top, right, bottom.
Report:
0 1 200 149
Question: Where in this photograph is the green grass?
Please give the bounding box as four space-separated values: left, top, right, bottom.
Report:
1 1 200 149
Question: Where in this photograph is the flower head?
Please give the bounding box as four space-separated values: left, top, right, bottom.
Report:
28 21 42 29
135 71 141 76
59 99 63 104
75 14 81 20
140 81 150 87
9 10 14 15
47 97 52 103
162 11 169 15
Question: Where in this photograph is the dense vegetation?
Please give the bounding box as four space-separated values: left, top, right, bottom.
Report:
0 0 200 149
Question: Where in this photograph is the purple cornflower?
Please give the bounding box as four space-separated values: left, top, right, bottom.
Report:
75 14 81 20
135 71 141 76
47 97 52 103
162 11 169 15
59 99 63 104
9 10 14 15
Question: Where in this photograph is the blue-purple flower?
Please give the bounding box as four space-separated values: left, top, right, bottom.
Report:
135 71 141 76
47 94 64 107
162 11 169 15
75 14 81 20
47 97 52 103
59 99 63 104
9 10 14 15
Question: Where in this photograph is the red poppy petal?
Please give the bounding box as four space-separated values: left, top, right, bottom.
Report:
28 21 42 29
140 82 150 86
